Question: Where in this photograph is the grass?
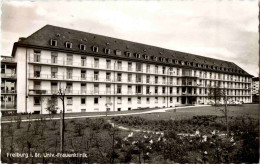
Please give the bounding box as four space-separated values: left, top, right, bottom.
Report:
1 104 259 163
136 104 259 120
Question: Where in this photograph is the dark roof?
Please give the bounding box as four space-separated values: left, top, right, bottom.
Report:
253 77 259 81
14 24 252 77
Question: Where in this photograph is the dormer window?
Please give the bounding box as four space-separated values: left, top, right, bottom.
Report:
174 60 179 64
79 44 86 50
104 48 111 54
65 42 72 48
125 52 131 57
115 50 122 56
92 46 98 52
159 57 165 62
144 55 149 60
50 39 57 46
152 56 158 61
134 53 141 58
186 62 190 66
167 59 172 63
180 61 185 65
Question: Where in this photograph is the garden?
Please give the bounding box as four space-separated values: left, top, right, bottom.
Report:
1 104 259 163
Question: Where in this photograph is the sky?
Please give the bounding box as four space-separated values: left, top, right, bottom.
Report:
1 0 259 76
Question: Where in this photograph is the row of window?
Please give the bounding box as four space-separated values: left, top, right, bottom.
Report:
34 96 176 106
49 40 245 75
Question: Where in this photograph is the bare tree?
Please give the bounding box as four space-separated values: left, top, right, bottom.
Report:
208 85 229 136
57 82 67 153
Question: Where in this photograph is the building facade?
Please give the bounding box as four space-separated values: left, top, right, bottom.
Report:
252 77 259 103
1 25 253 114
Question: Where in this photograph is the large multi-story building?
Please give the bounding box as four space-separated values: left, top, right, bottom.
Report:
252 77 259 103
1 25 253 114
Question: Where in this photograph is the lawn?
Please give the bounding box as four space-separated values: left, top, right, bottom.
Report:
1 104 259 163
137 104 259 120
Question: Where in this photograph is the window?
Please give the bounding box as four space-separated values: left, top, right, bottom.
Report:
65 42 72 48
117 108 121 111
128 97 132 104
34 66 41 78
155 97 158 103
106 72 111 81
170 87 173 94
34 97 41 105
134 53 141 58
177 87 179 94
51 52 58 64
155 86 158 94
67 97 73 105
155 76 158 84
159 57 165 62
81 83 86 94
153 56 158 61
117 97 122 104
34 50 41 62
94 71 99 81
144 55 149 60
79 44 86 50
163 97 166 103
117 85 122 94
136 63 142 72
81 70 86 80
67 68 72 79
136 74 142 83
146 75 150 83
66 83 72 93
94 58 99 68
128 85 132 94
147 98 150 104
136 85 142 94
155 66 158 74
106 60 111 69
117 73 122 82
162 87 166 94
128 62 132 71
115 50 122 56
106 97 111 103
67 54 73 65
162 67 166 74
81 56 86 66
177 97 179 102
81 109 86 112
117 61 122 70
92 46 98 52
106 84 111 94
146 65 150 73
128 108 131 110
51 67 58 78
50 39 57 46
51 82 58 93
104 48 111 54
81 97 86 104
137 97 141 104
34 81 41 90
146 86 150 94
94 97 99 104
94 84 99 94
125 52 131 57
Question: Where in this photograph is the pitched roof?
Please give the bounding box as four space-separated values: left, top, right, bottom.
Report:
14 24 252 76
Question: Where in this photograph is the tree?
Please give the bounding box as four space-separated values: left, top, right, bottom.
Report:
45 94 59 114
55 82 67 153
208 85 229 137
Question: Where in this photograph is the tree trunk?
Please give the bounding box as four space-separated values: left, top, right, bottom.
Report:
225 94 229 137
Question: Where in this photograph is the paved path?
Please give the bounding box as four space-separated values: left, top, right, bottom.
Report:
1 105 210 124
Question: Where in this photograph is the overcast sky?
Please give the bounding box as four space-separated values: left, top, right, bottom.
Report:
1 0 259 76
